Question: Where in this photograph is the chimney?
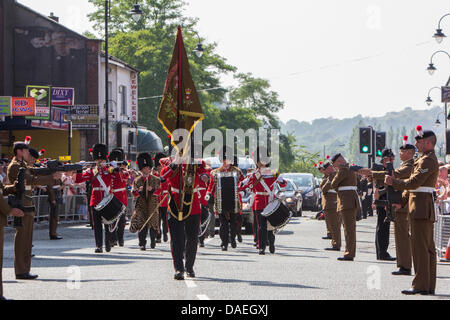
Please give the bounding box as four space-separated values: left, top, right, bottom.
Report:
48 12 59 23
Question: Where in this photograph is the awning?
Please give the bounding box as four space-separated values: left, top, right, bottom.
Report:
137 129 163 154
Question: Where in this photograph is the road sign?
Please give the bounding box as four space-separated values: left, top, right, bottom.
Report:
0 96 12 116
51 87 75 106
11 97 36 116
25 85 51 120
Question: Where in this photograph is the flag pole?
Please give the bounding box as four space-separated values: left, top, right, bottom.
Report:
177 26 183 221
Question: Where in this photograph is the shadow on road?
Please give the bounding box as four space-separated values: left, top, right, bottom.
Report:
196 277 322 290
3 251 172 269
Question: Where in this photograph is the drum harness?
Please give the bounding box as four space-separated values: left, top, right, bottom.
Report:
95 171 124 233
257 173 292 234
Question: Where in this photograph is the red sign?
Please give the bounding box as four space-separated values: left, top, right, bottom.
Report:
131 73 138 122
11 97 36 116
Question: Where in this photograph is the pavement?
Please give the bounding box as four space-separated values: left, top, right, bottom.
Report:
1 212 450 300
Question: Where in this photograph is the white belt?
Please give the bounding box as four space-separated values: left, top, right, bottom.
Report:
410 187 435 194
338 186 361 208
112 188 126 193
25 186 32 191
162 190 169 194
93 187 106 191
338 186 358 191
327 190 337 194
52 185 61 189
196 188 206 191
256 192 269 196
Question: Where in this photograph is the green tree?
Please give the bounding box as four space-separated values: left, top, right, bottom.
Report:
88 0 236 140
228 73 284 129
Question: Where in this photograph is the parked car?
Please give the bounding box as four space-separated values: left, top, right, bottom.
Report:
204 156 257 234
280 173 321 211
276 178 303 217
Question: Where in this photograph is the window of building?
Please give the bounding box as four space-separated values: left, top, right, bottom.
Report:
107 81 113 113
120 85 127 115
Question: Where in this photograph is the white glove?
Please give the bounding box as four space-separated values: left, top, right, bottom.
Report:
111 161 117 169
205 193 210 201
277 176 284 183
255 171 261 180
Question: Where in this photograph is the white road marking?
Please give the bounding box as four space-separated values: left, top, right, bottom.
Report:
185 278 197 288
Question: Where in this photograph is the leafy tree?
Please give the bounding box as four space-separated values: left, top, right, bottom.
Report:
228 73 284 129
88 0 236 140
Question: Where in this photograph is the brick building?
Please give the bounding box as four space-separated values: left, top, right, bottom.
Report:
0 0 142 162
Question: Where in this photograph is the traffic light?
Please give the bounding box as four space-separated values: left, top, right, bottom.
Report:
359 127 372 154
375 132 386 157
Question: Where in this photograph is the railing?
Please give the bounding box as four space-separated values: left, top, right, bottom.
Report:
5 187 135 228
435 200 450 261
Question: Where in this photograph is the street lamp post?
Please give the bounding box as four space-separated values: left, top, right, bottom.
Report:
104 1 142 148
192 31 204 58
433 13 450 44
425 86 442 106
426 50 450 76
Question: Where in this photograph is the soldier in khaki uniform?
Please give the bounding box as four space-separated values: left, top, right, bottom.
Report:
363 137 415 275
7 140 58 280
0 182 24 300
385 127 439 295
318 161 341 251
330 153 360 261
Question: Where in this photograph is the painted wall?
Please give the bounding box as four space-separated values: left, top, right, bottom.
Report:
4 130 81 162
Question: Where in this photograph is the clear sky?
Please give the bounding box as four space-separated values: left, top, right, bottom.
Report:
18 0 450 123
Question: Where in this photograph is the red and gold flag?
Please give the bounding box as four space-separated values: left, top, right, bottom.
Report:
158 26 204 153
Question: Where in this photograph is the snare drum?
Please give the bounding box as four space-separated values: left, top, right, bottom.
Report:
95 193 126 225
261 199 291 230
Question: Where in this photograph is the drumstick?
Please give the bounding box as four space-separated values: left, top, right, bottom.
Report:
138 194 169 233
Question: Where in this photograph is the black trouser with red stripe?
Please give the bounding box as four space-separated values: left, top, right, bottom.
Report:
91 207 111 249
157 207 169 240
255 210 275 251
167 214 201 273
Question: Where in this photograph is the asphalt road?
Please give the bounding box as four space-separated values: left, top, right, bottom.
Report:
2 212 450 300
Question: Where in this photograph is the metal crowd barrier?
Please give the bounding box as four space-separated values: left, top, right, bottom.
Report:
435 200 450 261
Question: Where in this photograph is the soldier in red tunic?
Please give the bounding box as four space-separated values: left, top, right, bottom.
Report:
197 165 211 248
109 148 129 247
75 144 114 253
160 145 209 280
153 153 170 243
239 147 287 255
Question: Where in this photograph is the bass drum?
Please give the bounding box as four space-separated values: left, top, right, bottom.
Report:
95 193 126 225
261 199 292 231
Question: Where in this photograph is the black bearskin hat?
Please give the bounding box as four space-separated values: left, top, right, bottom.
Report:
28 148 40 160
92 144 108 160
137 153 153 170
109 148 125 162
153 153 166 168
219 146 233 162
254 146 270 166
